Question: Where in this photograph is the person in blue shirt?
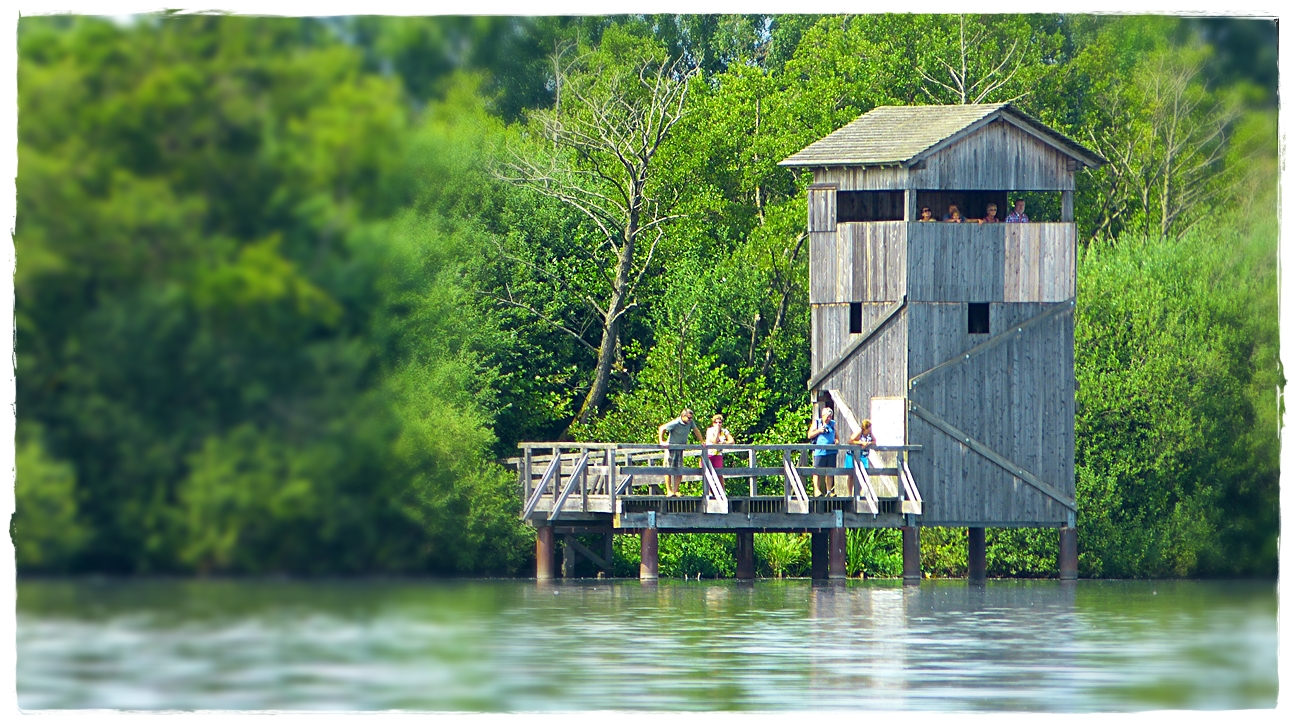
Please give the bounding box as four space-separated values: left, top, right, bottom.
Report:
807 407 838 497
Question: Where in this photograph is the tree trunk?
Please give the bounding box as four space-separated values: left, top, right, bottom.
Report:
565 199 639 436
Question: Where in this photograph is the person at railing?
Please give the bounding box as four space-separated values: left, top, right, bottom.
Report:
942 204 964 223
976 203 1001 224
843 419 875 471
917 206 937 222
704 414 734 482
1005 199 1029 223
807 407 838 497
658 408 701 498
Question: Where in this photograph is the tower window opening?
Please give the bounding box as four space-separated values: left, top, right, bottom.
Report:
968 303 990 334
849 303 863 334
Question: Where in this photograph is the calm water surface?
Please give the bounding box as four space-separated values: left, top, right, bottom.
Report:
17 578 1276 711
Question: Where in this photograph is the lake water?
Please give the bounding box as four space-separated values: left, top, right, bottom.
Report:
16 578 1276 711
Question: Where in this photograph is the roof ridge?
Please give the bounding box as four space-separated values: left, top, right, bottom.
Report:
779 102 1104 168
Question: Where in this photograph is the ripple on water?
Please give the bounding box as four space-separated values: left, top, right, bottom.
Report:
16 578 1276 711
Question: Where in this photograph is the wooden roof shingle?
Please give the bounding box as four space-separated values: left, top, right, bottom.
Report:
780 103 1106 169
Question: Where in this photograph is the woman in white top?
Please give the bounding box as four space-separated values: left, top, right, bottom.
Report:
705 414 734 478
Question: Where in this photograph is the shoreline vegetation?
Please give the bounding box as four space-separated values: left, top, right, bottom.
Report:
14 14 1279 580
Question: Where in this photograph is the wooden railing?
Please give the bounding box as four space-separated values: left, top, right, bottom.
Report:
509 442 921 520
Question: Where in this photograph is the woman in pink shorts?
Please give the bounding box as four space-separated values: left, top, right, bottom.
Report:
705 414 734 475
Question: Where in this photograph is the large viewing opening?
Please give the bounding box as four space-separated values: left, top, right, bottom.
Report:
837 191 905 222
916 190 1064 222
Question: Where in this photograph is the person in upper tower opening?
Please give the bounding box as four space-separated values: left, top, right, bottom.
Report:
977 203 1001 224
918 206 937 222
942 204 964 223
1005 199 1029 223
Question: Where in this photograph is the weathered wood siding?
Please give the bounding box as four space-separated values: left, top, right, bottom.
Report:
910 120 1074 191
905 301 1074 525
809 221 905 303
808 231 838 304
813 167 910 190
808 185 837 232
812 303 908 432
906 223 1004 301
1004 223 1075 302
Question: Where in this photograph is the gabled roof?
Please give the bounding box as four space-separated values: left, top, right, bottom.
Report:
780 103 1106 169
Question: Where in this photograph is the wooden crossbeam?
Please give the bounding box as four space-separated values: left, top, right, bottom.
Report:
908 401 1076 511
563 534 611 571
908 301 1074 389
807 296 906 391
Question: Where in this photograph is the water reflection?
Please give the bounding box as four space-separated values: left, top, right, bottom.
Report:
17 578 1275 711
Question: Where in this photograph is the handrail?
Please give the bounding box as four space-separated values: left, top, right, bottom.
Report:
549 451 590 521
699 452 729 514
901 459 922 505
781 450 809 514
504 443 921 466
522 454 562 520
852 454 879 514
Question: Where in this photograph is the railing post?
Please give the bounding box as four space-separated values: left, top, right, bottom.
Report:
607 448 617 512
523 448 533 506
581 448 589 512
552 445 561 507
748 449 757 497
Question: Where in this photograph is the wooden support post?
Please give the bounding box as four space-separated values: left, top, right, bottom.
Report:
811 532 828 579
904 188 918 221
828 527 847 579
902 525 921 583
1061 190 1074 222
736 532 755 579
968 527 987 582
562 534 576 578
1058 526 1078 580
604 532 614 575
536 526 555 580
640 528 659 580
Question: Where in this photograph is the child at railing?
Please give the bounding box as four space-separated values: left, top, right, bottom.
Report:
843 419 875 470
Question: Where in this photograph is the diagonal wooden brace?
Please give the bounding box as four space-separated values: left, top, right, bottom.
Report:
909 401 1076 511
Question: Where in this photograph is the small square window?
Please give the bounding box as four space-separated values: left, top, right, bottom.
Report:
849 302 863 334
968 303 990 334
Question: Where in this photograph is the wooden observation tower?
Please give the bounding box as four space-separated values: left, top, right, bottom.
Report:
781 103 1106 579
512 103 1104 582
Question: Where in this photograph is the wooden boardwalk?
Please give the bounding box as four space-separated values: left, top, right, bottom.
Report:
508 442 923 580
513 442 921 530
